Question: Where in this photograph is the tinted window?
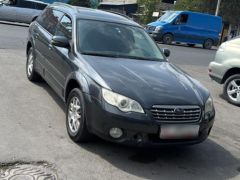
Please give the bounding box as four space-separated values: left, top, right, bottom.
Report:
17 0 34 8
77 20 165 61
37 8 64 35
55 15 72 39
175 14 188 24
35 3 47 10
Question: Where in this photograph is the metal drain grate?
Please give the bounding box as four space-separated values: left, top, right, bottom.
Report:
0 161 61 180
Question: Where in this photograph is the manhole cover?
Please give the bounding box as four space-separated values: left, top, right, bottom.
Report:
0 161 60 180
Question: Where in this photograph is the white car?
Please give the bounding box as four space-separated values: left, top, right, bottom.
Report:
0 0 47 24
209 37 240 106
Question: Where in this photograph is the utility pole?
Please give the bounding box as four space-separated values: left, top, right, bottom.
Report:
215 0 221 16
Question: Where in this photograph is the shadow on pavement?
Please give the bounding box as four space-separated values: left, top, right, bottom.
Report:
35 80 240 180
80 139 240 180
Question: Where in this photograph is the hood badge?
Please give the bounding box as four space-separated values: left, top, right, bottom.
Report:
174 108 184 114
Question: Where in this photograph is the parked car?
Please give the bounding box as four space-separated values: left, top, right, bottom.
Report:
209 37 240 106
26 3 215 146
0 0 47 24
146 11 222 49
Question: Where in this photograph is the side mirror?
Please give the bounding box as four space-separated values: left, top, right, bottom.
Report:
51 36 70 48
163 48 170 57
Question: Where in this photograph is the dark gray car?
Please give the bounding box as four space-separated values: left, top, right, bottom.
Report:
0 0 47 24
26 3 215 146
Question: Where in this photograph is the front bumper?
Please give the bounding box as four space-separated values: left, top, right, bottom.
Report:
84 94 215 146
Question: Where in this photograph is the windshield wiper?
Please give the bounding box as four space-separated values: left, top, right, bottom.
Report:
81 51 121 58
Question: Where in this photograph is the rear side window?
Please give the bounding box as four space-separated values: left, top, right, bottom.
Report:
37 8 64 35
35 3 47 10
17 0 35 8
55 15 72 39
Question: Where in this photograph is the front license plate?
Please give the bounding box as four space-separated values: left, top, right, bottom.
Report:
160 125 200 139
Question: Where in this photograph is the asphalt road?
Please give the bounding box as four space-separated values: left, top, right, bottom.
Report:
0 23 239 180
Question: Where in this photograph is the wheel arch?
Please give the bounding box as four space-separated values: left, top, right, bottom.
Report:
26 41 32 55
31 16 38 22
222 67 240 84
64 73 89 102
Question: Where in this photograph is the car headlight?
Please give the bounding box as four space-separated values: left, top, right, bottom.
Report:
155 26 162 32
205 96 214 114
102 88 144 113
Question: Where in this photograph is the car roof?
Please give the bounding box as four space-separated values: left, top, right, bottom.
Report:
50 3 141 27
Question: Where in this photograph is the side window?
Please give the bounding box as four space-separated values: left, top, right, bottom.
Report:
37 8 64 35
35 3 47 10
55 15 72 39
175 14 188 25
17 0 34 8
8 0 17 6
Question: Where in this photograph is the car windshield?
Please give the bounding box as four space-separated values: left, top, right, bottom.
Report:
77 20 165 61
158 11 179 23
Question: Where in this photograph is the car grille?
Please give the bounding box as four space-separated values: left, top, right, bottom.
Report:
147 26 156 31
151 105 202 123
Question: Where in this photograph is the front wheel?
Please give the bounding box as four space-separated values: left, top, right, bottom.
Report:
26 47 41 82
163 34 173 45
223 74 240 106
203 39 213 49
66 88 92 142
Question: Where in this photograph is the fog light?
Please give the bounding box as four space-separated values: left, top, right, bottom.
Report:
109 128 123 139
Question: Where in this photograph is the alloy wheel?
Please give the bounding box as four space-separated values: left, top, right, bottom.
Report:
27 52 34 77
227 79 240 103
68 96 82 134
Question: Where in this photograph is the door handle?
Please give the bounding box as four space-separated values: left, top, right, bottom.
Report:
48 44 53 50
34 33 39 39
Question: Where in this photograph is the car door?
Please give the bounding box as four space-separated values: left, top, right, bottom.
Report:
0 1 17 22
48 15 73 97
34 8 64 96
173 13 190 42
15 0 39 23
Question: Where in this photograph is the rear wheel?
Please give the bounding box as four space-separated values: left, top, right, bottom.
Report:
26 47 41 82
203 39 213 49
223 74 240 106
163 34 173 44
66 88 92 142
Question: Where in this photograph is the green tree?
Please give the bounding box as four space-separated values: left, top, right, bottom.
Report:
137 0 160 24
175 0 240 25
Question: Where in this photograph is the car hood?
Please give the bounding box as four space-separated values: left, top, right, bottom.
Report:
83 55 209 108
147 21 168 27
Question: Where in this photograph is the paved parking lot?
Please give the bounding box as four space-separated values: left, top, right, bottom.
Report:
0 23 239 180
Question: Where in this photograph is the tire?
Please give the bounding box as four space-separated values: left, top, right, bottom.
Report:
187 43 195 47
26 47 41 82
163 34 173 44
203 39 213 49
223 74 240 106
66 88 92 142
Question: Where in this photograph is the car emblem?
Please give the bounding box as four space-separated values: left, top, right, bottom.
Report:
174 108 184 114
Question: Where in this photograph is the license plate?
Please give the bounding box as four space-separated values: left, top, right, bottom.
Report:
160 125 199 139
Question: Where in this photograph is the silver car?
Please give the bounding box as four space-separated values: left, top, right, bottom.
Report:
0 0 47 24
209 37 240 106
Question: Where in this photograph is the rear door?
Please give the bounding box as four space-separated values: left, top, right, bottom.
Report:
0 1 17 22
34 8 64 96
15 0 39 23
